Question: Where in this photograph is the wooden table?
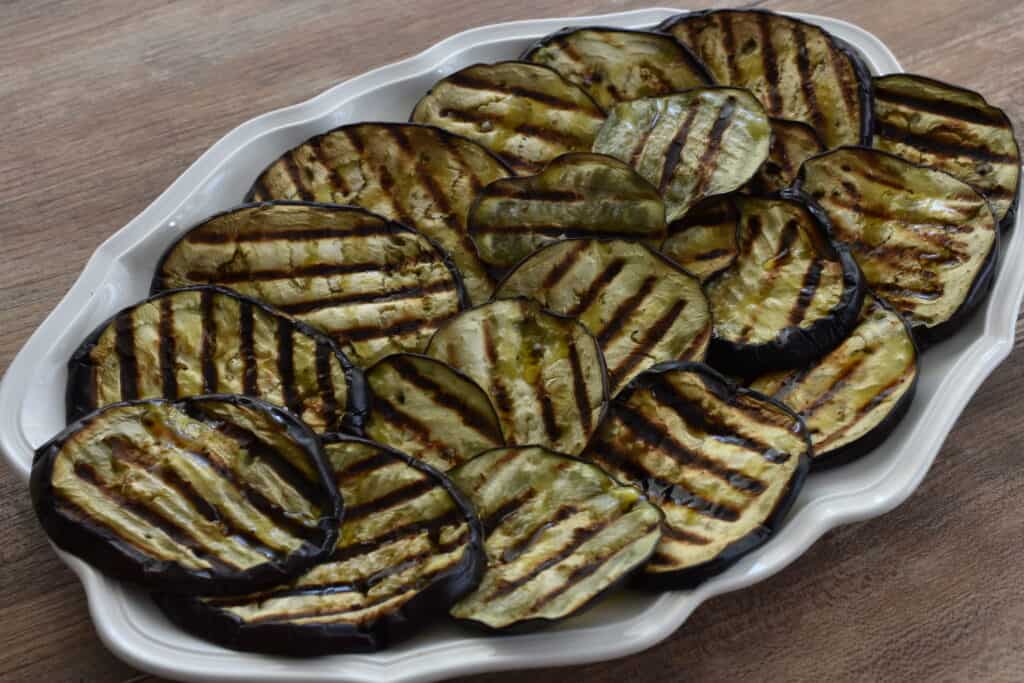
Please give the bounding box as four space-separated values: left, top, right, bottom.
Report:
2 1 1023 681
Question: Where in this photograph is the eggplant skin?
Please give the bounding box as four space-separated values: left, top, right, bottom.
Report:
156 435 485 655
66 285 368 435
705 191 866 375
32 395 341 596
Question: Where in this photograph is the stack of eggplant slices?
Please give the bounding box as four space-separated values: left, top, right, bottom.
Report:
31 9 1019 655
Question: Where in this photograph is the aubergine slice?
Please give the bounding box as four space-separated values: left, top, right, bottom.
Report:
583 362 810 587
467 152 667 270
32 395 340 595
154 202 465 368
705 193 864 374
495 239 711 395
660 196 739 283
748 118 825 194
872 74 1021 228
248 123 510 305
365 353 504 471
67 286 364 434
425 298 607 455
592 88 770 222
747 295 918 468
523 27 712 111
410 61 605 174
797 147 998 345
658 9 872 148
156 436 484 654
447 446 662 631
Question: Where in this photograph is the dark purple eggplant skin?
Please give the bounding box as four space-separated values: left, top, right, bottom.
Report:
31 394 342 596
66 284 369 435
793 148 1001 350
705 190 867 376
608 361 811 591
154 434 486 656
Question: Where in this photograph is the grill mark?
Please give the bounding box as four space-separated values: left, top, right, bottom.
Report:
484 187 581 202
874 121 1018 164
539 239 589 290
282 153 313 201
187 257 441 285
500 505 579 564
773 125 794 177
158 297 177 399
801 355 870 417
659 107 701 193
735 218 802 343
332 507 463 563
276 320 300 416
826 40 859 131
567 341 592 434
311 138 350 195
275 279 456 315
250 177 271 202
114 314 139 401
472 224 650 240
342 127 365 154
789 259 823 325
370 397 455 467
738 215 764 259
596 276 658 347
872 281 944 301
718 13 741 84
481 317 514 418
757 14 784 115
344 478 435 521
629 107 661 166
681 322 712 360
374 163 419 229
562 258 627 318
239 301 258 396
660 522 712 545
875 87 1009 127
336 449 397 481
445 135 486 195
819 192 980 236
538 390 560 444
609 298 688 390
339 313 451 343
199 290 219 392
481 488 534 534
314 343 339 431
794 26 826 136
184 223 399 244
816 366 915 449
436 108 591 150
695 248 733 262
692 98 737 198
446 71 597 114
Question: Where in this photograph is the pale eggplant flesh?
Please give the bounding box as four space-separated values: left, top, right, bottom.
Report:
660 195 739 283
747 118 825 194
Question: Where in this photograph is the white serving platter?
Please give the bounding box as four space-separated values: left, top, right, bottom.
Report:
2 7 1022 683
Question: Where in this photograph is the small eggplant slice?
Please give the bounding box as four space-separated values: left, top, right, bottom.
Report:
425 298 606 455
798 147 998 344
468 152 666 270
156 436 484 654
68 286 364 434
495 239 711 395
748 118 825 194
523 27 712 111
583 362 810 588
32 395 340 595
705 193 864 374
365 353 504 471
447 446 662 631
248 123 510 305
872 74 1021 227
747 295 918 468
410 61 605 174
592 88 770 222
658 9 872 148
660 196 739 283
154 202 466 368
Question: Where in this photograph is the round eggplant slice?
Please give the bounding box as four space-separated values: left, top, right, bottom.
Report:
248 123 510 305
747 295 918 468
365 353 505 471
156 436 484 654
154 202 466 368
447 446 662 631
523 27 712 111
67 286 365 434
747 118 825 194
32 395 341 595
661 196 739 283
425 298 607 455
658 9 872 149
495 239 711 396
467 152 667 270
705 193 864 375
410 61 605 174
583 362 810 588
872 74 1021 228
798 147 998 345
592 88 770 222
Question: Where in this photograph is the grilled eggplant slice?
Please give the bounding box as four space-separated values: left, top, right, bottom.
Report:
157 436 484 654
32 395 340 594
583 362 810 587
523 27 712 111
747 295 918 468
748 118 825 194
467 153 667 270
592 88 770 222
425 298 606 455
658 9 872 148
447 446 662 631
248 123 510 304
660 196 739 283
705 193 864 374
365 353 504 471
154 202 465 368
872 74 1021 227
410 61 605 174
67 286 364 434
495 239 711 395
798 147 998 344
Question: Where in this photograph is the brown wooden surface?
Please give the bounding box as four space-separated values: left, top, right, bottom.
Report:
2 1 1023 681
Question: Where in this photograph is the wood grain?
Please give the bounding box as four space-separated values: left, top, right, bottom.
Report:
1 1 1022 681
